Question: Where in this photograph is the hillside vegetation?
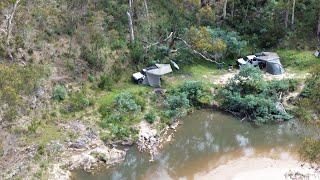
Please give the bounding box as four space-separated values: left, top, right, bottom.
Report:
0 0 320 178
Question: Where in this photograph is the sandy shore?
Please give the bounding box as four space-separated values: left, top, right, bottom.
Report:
196 157 319 180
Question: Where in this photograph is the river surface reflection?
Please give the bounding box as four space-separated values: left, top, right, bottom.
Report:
73 110 302 180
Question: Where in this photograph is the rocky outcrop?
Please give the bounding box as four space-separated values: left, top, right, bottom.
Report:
136 118 181 162
136 121 159 161
67 140 125 171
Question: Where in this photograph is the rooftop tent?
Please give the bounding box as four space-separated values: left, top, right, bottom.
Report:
142 64 173 87
237 58 247 65
247 55 256 60
255 52 284 75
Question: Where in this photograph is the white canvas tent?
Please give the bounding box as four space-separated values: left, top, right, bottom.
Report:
142 64 172 87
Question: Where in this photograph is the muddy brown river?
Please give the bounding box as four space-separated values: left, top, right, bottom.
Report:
73 110 304 180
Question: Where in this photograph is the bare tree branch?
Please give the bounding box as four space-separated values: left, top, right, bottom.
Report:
144 32 173 49
291 0 296 28
176 37 224 65
143 0 149 23
223 0 228 19
4 0 21 61
0 28 6 34
6 0 21 45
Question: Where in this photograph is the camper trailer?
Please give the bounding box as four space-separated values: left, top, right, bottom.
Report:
237 52 285 75
132 64 173 87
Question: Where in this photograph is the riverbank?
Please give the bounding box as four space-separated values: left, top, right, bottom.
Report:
197 157 320 180
53 68 310 179
0 60 315 179
72 110 319 180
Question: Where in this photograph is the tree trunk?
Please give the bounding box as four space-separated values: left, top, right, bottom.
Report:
223 0 228 19
127 0 135 43
6 0 21 61
291 0 296 28
143 0 149 21
317 14 320 42
231 0 234 19
285 6 289 28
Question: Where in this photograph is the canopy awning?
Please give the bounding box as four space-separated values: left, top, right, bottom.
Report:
147 64 173 76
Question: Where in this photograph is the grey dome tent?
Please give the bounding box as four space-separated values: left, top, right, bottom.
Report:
142 64 172 87
255 52 284 75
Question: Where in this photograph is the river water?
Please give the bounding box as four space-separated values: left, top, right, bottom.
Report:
73 110 303 180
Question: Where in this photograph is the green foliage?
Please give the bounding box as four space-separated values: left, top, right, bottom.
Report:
295 64 320 125
98 73 113 91
267 79 298 97
175 81 212 106
186 27 247 61
114 92 142 114
0 64 43 122
163 81 212 122
3 108 18 122
278 50 319 70
197 5 215 26
66 91 92 113
163 93 190 120
99 92 144 140
209 28 248 58
28 120 41 134
88 74 95 82
52 85 67 101
145 111 157 124
300 138 320 163
81 46 108 71
218 66 294 125
129 41 145 64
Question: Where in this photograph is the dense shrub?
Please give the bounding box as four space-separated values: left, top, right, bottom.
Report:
186 27 247 61
278 50 319 70
144 111 157 124
207 28 247 58
52 85 67 101
300 138 320 163
99 92 143 140
98 74 113 91
114 92 142 114
0 64 43 122
163 81 212 122
81 46 108 71
28 120 41 134
218 66 294 125
68 92 92 112
163 93 190 120
295 64 320 125
129 41 145 64
88 74 95 82
100 92 144 128
175 81 212 106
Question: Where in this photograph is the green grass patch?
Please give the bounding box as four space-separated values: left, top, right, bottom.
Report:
98 84 150 107
277 50 319 71
27 124 63 145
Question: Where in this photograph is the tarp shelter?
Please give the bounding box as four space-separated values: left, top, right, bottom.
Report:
314 51 320 58
142 64 172 87
255 52 284 75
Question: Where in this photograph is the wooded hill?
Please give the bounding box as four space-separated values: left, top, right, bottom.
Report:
0 0 320 178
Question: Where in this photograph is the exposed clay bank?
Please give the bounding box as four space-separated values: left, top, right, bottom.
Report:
72 110 312 180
